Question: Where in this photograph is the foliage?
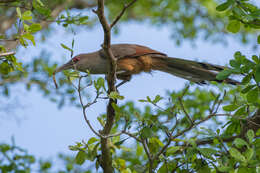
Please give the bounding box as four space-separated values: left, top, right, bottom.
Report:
67 81 260 172
0 0 260 173
0 139 93 173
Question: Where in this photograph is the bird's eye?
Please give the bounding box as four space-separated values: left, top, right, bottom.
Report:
72 56 80 63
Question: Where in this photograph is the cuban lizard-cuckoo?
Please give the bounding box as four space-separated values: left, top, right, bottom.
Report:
53 44 239 86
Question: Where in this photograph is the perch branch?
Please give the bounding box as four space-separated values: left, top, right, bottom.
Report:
0 51 15 58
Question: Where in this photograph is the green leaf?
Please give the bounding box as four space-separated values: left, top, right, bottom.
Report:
255 64 260 82
218 166 232 172
40 161 51 170
234 51 242 60
229 147 246 162
258 35 260 44
29 23 42 33
109 91 124 100
241 85 255 94
246 87 259 103
197 148 217 159
216 2 231 11
60 43 73 52
245 148 254 161
136 145 143 156
138 99 148 102
223 104 239 111
227 20 240 33
21 11 32 21
158 164 167 173
97 117 105 127
252 55 259 64
87 137 98 145
94 77 105 90
256 129 260 136
230 59 240 68
72 38 75 48
241 74 252 84
97 77 105 89
234 106 246 116
0 144 11 152
115 158 126 168
141 127 153 138
152 95 163 104
16 7 22 18
36 0 44 6
233 6 246 16
150 137 164 147
23 33 35 45
234 138 248 148
148 137 163 153
166 146 181 156
0 61 12 74
216 69 232 80
75 150 86 165
114 138 128 146
246 130 254 143
200 127 216 136
146 96 152 103
66 163 73 171
238 167 250 173
198 165 211 173
79 16 89 23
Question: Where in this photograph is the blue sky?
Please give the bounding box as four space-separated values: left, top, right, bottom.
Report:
0 21 258 160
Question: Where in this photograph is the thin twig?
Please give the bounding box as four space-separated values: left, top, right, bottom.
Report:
152 122 176 170
77 76 104 138
122 131 141 142
110 0 137 28
171 113 219 140
178 97 193 124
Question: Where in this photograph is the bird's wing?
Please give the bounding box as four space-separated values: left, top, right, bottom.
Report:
98 44 167 59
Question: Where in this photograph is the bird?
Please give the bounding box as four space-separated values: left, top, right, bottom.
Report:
53 43 239 87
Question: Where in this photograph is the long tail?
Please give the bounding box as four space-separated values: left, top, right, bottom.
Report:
152 56 239 85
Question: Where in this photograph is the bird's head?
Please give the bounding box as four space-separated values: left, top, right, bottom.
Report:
53 52 107 88
54 55 81 73
53 55 82 89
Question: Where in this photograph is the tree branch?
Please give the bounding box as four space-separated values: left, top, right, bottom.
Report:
95 0 117 172
0 0 18 3
94 0 138 171
141 138 153 173
76 75 105 138
0 51 15 58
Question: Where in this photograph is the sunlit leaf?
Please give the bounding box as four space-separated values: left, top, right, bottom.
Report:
229 147 246 162
216 2 231 12
227 20 240 33
75 151 86 165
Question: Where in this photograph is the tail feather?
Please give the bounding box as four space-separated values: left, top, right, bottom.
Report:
152 56 239 85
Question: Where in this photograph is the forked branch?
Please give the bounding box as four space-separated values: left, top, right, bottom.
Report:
94 0 137 172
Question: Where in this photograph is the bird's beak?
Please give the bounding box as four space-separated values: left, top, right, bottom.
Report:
54 60 74 73
53 60 76 89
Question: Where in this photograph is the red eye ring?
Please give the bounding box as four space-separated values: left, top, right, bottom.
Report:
72 56 80 62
